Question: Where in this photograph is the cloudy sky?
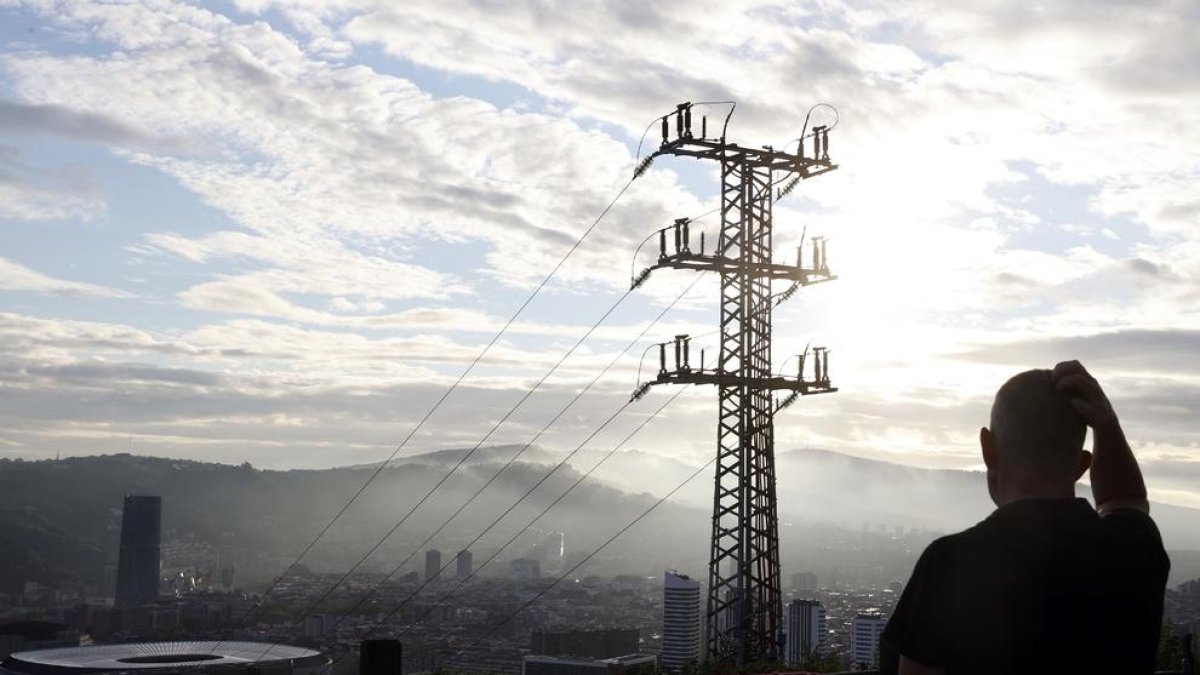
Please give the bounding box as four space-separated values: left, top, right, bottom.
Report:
2 0 1198 507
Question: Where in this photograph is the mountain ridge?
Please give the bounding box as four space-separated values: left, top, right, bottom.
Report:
1 449 1196 594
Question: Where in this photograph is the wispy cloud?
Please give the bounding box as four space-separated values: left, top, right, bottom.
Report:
0 0 1196 506
0 257 131 298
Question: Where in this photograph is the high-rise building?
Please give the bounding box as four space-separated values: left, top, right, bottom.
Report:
718 588 743 636
661 571 701 672
456 549 473 579
850 613 887 669
785 599 826 666
115 495 161 607
425 549 442 582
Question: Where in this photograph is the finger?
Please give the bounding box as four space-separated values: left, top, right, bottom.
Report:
1051 360 1087 381
1054 373 1098 396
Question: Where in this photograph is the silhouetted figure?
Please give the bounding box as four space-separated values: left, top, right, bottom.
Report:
881 362 1169 675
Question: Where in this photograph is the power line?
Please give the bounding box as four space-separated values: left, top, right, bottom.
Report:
401 385 689 629
216 173 639 643
306 274 703 644
277 285 633 638
330 383 691 669
348 372 683 639
460 447 715 656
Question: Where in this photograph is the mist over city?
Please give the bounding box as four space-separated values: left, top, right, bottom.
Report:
1 2 1198 674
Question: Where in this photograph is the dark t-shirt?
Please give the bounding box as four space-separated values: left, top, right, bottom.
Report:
881 498 1169 675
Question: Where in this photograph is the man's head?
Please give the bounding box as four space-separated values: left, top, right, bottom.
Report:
980 369 1091 505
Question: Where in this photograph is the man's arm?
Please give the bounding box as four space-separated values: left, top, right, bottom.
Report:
1051 360 1148 513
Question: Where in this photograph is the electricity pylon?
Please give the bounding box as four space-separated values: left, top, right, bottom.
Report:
631 102 838 666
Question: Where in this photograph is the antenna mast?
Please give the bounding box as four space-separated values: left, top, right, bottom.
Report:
631 102 838 666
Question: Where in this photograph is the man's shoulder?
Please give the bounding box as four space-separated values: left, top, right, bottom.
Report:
930 499 1168 571
1097 506 1171 569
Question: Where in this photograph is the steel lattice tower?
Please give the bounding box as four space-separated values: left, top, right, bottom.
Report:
631 102 838 666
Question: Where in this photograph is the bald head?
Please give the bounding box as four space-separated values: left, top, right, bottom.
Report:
989 369 1087 478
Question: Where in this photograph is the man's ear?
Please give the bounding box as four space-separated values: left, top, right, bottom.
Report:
1074 449 1092 481
980 427 996 470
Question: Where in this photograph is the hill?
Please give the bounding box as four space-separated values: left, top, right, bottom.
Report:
1 448 1196 594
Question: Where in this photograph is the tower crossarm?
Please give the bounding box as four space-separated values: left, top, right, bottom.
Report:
646 370 836 394
634 254 835 289
631 335 836 401
657 138 838 176
632 216 836 291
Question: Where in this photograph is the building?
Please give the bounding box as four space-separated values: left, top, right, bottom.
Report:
456 549 473 579
790 572 818 593
530 628 639 659
302 614 328 640
522 653 655 675
511 558 540 581
115 495 162 607
661 571 700 672
1 641 329 675
718 588 743 636
425 549 442 582
530 531 565 567
850 613 887 669
785 599 826 666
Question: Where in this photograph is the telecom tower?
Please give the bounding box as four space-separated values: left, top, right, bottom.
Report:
632 102 838 665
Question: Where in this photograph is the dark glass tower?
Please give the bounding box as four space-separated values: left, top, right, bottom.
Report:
115 495 161 607
455 549 473 579
424 549 441 582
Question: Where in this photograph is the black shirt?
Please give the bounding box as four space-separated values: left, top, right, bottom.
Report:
881 498 1170 675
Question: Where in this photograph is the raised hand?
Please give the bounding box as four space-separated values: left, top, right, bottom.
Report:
1051 360 1116 430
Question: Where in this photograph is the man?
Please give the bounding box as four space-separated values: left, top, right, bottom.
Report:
881 361 1170 674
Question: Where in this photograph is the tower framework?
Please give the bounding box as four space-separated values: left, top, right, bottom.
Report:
632 102 838 665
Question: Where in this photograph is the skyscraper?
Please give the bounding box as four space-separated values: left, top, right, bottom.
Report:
785 599 826 666
662 571 701 672
456 549 473 579
850 613 887 669
115 495 161 607
425 549 442 582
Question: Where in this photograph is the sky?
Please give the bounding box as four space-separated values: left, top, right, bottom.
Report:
1 0 1199 508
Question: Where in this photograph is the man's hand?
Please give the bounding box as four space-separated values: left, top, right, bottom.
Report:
1051 360 1116 430
1051 360 1147 512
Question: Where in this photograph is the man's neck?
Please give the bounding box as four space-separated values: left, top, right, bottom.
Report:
995 482 1076 507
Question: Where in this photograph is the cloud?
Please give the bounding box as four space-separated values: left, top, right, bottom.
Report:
953 329 1200 374
0 257 131 298
144 230 470 308
0 98 191 151
0 145 106 222
0 308 660 467
5 1 707 306
0 0 1197 509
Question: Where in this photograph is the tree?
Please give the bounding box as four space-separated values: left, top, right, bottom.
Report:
1156 622 1185 672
